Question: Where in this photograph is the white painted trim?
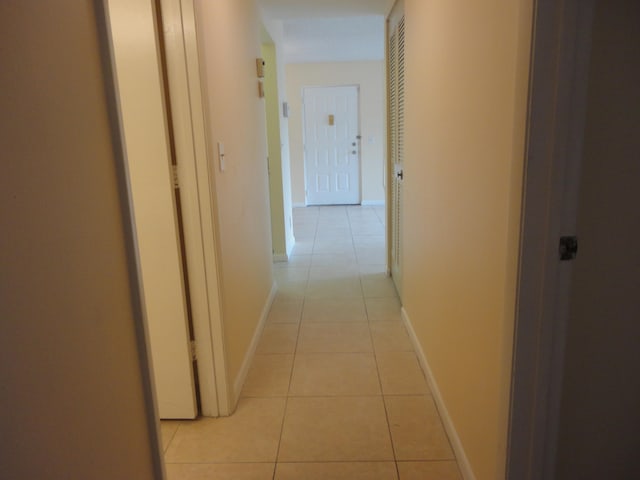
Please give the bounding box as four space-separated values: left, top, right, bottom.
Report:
286 234 294 258
232 282 277 404
172 0 231 417
361 200 385 206
506 1 595 478
273 253 288 263
293 202 306 208
401 307 476 480
159 0 219 418
96 3 166 477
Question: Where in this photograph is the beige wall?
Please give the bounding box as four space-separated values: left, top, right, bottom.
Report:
555 0 640 477
0 2 158 478
286 61 386 205
194 0 274 402
400 1 532 479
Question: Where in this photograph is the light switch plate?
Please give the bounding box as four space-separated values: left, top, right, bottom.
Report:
217 142 225 172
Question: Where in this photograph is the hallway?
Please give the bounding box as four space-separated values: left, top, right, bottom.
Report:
160 206 462 479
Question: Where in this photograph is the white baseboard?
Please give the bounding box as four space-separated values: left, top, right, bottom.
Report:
401 307 476 480
232 282 277 406
286 235 295 258
361 200 385 206
273 253 288 263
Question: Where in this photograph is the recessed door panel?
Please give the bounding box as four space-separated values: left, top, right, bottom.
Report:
304 86 361 205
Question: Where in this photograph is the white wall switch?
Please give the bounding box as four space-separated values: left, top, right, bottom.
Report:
217 142 225 172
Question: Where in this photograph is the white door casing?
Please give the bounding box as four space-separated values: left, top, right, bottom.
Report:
159 0 230 418
107 0 197 419
507 0 596 477
303 86 361 205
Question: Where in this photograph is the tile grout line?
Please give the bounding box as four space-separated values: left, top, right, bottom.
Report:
355 208 402 478
272 210 318 478
161 421 181 455
346 205 367 298
273 206 411 476
272 219 311 480
373 341 402 478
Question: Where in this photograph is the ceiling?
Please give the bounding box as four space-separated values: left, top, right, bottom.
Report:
257 0 396 63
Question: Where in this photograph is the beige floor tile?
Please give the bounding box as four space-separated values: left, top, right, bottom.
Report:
273 290 305 302
313 241 356 255
274 266 310 282
376 351 430 395
298 323 373 353
370 322 413 352
267 297 303 324
302 297 367 323
241 354 293 397
256 324 299 354
291 241 314 255
361 272 398 298
289 353 381 396
312 252 358 267
309 264 360 280
164 398 286 463
278 396 394 461
315 228 353 241
352 235 385 247
276 280 308 297
356 249 388 266
275 462 398 480
274 255 312 268
358 264 388 275
365 297 402 322
160 421 179 452
306 277 363 298
293 228 317 239
165 463 275 480
396 461 462 480
350 224 385 236
385 396 454 461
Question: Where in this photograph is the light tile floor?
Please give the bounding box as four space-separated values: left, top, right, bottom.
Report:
162 206 462 480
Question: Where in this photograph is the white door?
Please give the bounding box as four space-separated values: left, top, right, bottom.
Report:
388 7 405 296
303 86 361 205
108 0 197 419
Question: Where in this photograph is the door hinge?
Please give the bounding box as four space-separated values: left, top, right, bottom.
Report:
171 164 179 189
559 236 578 261
190 340 197 361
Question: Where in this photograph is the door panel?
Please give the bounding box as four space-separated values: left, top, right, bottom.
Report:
107 0 197 419
388 7 405 296
304 86 360 205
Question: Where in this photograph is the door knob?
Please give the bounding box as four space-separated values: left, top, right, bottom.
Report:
397 170 404 180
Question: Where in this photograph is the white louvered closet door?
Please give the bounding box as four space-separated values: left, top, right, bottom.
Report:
388 3 405 297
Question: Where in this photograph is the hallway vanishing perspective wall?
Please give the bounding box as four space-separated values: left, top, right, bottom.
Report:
194 0 275 405
399 1 533 479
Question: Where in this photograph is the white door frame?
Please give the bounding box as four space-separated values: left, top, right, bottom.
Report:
507 0 595 478
158 0 230 417
105 0 199 420
102 0 228 418
302 85 362 206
